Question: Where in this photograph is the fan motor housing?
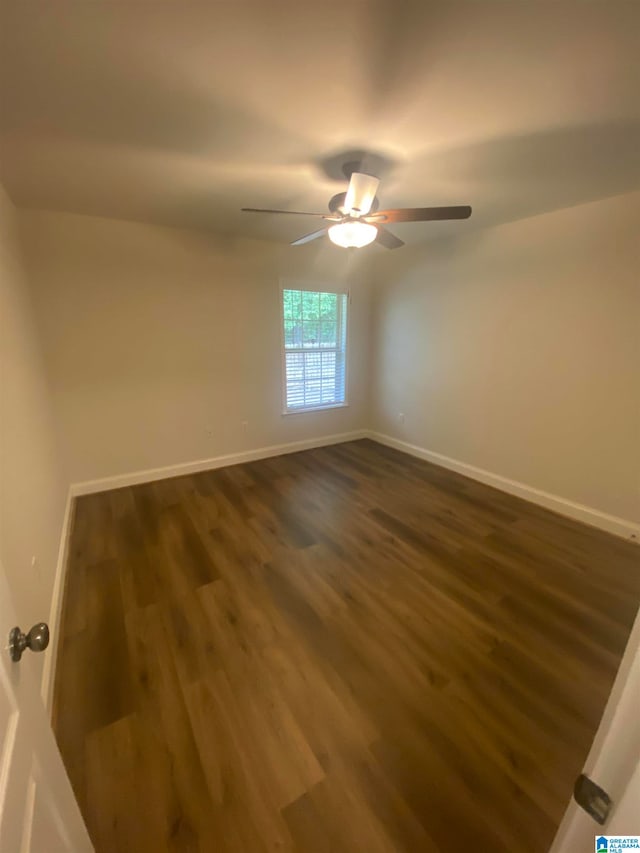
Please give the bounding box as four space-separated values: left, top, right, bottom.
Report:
328 192 380 216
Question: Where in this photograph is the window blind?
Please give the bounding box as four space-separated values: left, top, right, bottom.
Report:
281 288 348 413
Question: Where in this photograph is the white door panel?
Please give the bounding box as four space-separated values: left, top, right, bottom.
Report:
550 606 640 850
0 674 29 853
608 763 640 834
0 559 93 853
28 773 74 853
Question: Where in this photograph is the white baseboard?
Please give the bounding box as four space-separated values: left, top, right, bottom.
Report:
70 429 369 496
41 487 75 714
368 431 640 542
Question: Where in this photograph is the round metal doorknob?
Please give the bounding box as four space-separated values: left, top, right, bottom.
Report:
8 623 50 662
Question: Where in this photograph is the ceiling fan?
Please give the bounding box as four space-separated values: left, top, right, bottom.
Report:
241 166 472 249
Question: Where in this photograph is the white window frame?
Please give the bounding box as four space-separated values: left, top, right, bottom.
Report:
280 280 350 415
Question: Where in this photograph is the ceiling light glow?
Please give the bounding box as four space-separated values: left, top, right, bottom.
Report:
328 221 377 248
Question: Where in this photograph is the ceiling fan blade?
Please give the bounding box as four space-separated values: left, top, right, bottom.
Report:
344 172 380 216
242 208 340 220
366 205 472 223
375 227 405 249
291 227 329 246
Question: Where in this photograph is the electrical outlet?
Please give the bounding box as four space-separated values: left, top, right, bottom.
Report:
398 412 405 424
241 421 249 432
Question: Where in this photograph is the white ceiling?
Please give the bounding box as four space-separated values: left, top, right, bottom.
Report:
1 0 639 246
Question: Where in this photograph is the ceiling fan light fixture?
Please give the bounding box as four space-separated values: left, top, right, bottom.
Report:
343 172 380 216
328 221 377 248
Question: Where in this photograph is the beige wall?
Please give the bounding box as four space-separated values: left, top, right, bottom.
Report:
21 211 372 485
371 192 640 525
0 184 68 650
10 192 638 535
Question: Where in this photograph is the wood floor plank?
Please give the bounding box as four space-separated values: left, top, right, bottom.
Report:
84 715 147 852
53 439 640 853
197 581 326 810
109 486 162 610
184 673 292 853
54 557 134 756
124 603 221 851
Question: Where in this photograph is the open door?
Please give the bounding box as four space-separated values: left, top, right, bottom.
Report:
550 605 640 850
0 558 93 852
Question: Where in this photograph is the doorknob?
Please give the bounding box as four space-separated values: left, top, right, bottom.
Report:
8 623 50 662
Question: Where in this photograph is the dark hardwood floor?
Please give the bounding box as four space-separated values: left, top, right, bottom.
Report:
53 439 640 853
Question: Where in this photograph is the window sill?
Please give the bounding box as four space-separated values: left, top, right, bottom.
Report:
282 403 350 416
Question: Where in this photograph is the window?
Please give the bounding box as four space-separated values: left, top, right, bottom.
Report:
281 286 348 413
